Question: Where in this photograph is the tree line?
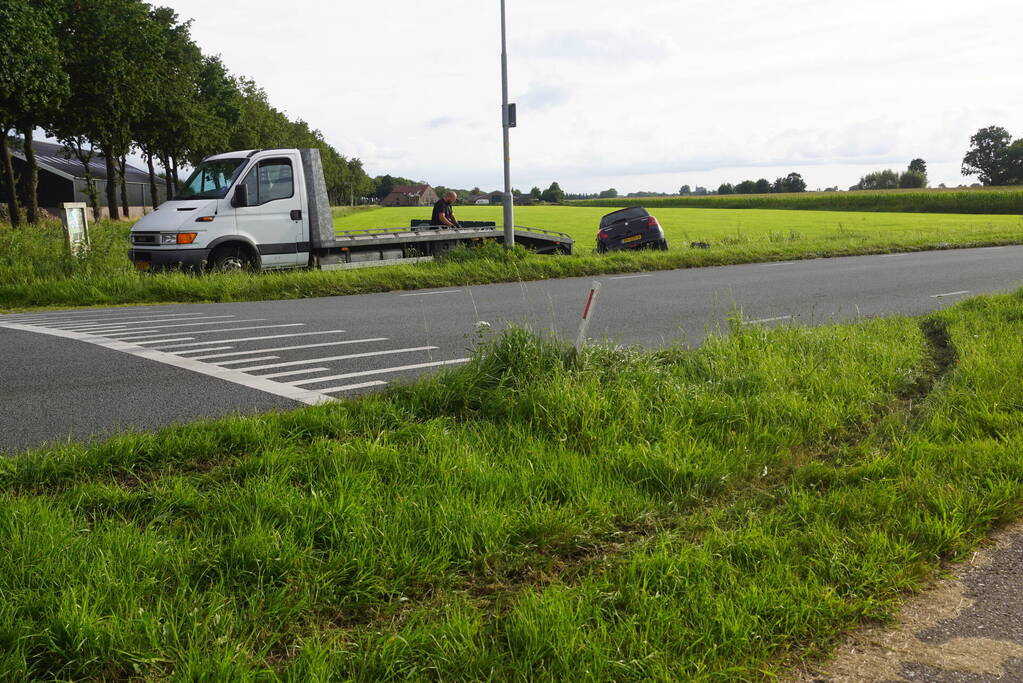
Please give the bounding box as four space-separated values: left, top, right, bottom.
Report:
0 0 375 226
717 172 806 196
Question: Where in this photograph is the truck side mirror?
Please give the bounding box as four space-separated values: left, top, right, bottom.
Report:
232 184 248 208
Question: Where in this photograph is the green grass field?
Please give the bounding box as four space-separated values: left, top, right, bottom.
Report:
3 289 1023 679
572 186 1023 214
2 206 1021 311
335 205 1023 249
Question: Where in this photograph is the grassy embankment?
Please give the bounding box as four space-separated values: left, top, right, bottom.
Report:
572 185 1023 214
3 289 1023 679
2 205 1022 311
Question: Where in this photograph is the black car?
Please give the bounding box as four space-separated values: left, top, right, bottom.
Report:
596 207 668 253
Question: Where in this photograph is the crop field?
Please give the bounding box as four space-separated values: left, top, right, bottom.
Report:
2 206 1021 311
572 186 1023 214
3 289 1023 679
334 205 1023 249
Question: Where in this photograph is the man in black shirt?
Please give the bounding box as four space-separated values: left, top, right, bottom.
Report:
430 192 461 228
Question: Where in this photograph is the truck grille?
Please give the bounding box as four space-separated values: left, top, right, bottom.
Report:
132 233 158 245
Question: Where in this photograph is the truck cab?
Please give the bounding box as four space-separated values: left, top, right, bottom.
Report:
129 149 311 271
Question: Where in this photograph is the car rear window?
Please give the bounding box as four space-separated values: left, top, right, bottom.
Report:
600 207 649 228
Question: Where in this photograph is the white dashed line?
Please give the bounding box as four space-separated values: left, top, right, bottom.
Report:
153 329 347 350
398 290 462 297
318 381 389 393
289 358 470 386
237 346 438 373
743 315 793 325
930 290 970 299
215 356 280 366
112 324 305 341
609 274 654 280
0 322 334 406
175 346 234 354
132 337 196 345
761 262 795 267
101 318 265 336
260 367 332 380
188 337 388 361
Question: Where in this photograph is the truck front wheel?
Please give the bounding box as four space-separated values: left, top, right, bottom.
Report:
208 245 257 272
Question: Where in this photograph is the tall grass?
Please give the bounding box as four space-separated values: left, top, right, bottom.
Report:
3 289 1023 679
573 186 1023 214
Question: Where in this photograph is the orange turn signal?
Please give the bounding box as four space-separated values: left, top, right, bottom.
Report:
195 215 215 223
176 232 198 245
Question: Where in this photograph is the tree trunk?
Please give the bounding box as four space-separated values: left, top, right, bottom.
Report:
160 151 173 199
0 130 21 227
103 147 119 221
118 155 129 217
21 126 39 223
146 153 159 209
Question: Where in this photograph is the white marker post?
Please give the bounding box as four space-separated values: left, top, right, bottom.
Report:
575 281 602 352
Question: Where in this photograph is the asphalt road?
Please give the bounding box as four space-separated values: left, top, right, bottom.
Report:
2 245 1022 454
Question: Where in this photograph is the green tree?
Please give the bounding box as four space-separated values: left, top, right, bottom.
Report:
540 182 564 203
0 0 68 225
529 186 542 200
784 172 806 192
679 184 691 195
735 179 756 194
717 182 734 195
909 158 927 175
754 178 772 193
598 188 618 199
899 170 926 188
854 169 900 190
962 126 1019 186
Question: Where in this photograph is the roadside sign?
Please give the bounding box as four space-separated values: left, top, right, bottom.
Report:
60 202 90 256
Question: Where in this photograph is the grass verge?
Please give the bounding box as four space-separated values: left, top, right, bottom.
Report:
2 289 1023 679
3 210 1023 312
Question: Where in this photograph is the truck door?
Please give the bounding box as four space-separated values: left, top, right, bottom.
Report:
236 155 305 268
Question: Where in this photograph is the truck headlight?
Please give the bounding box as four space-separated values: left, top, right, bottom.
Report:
161 233 177 244
161 233 199 245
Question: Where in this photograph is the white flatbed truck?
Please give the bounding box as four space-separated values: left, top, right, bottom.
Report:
128 148 572 272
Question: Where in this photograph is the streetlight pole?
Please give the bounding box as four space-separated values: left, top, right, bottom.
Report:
500 0 514 248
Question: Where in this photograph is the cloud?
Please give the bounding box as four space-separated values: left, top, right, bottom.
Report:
517 83 573 111
518 28 674 63
427 116 459 129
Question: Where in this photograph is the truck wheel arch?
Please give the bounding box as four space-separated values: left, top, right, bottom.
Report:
206 238 261 270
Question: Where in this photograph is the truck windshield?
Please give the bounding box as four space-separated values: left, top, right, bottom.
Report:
175 159 246 200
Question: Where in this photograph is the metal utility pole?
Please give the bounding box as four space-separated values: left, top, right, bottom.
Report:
500 0 515 248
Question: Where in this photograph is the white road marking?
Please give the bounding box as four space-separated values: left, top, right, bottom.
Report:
1 308 157 323
931 290 970 299
260 367 331 379
978 246 1005 251
237 346 438 372
609 274 654 280
215 356 280 366
55 314 210 329
175 346 234 354
153 329 347 350
131 337 196 345
0 322 334 406
290 358 470 386
100 318 264 336
399 290 461 297
111 324 304 341
318 381 389 393
188 337 388 361
743 315 793 325
879 253 912 258
761 262 795 267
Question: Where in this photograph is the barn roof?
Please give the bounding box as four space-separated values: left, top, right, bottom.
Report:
9 139 152 184
391 184 432 195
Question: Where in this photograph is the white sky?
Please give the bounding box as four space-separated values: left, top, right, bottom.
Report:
162 0 1022 193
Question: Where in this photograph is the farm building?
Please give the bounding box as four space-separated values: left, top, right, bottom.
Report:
8 139 166 219
380 184 439 207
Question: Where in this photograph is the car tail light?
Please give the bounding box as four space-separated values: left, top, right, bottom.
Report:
647 216 659 227
598 231 608 240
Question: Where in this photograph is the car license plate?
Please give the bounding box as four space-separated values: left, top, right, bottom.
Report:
134 261 151 271
623 234 642 243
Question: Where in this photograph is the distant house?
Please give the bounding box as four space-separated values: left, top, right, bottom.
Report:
379 184 439 207
9 139 166 218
